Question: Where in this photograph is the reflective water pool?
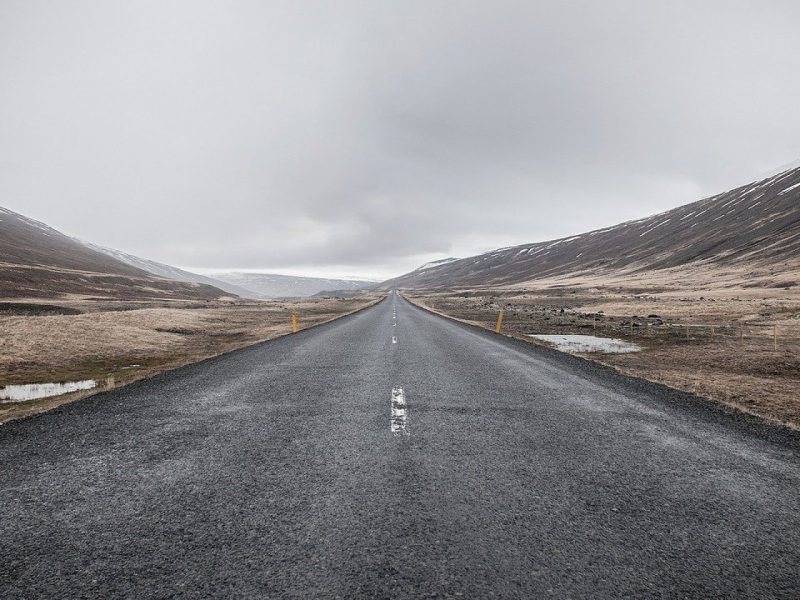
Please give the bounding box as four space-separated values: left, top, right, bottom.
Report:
527 334 641 354
0 380 98 403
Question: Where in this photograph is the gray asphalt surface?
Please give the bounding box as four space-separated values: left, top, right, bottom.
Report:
1 293 799 598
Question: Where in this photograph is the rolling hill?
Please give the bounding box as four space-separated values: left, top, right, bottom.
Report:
0 207 231 300
380 164 800 290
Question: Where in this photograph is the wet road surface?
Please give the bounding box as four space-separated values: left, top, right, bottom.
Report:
1 293 799 598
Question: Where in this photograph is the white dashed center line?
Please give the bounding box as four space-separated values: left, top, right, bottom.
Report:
391 387 408 434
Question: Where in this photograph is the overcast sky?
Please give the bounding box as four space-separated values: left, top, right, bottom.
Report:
1 1 799 279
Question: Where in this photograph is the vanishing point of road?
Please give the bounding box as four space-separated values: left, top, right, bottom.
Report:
1 294 798 598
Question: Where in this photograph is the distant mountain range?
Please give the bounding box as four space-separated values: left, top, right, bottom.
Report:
380 164 800 290
5 160 798 300
83 243 374 298
209 271 374 299
0 206 376 300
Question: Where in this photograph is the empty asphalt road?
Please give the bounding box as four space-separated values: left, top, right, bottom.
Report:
1 293 799 598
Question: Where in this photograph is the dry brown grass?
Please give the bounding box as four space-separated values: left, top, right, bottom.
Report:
408 285 800 428
0 295 380 422
503 259 800 296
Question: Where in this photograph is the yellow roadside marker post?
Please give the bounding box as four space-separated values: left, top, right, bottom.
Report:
291 311 299 333
495 309 504 334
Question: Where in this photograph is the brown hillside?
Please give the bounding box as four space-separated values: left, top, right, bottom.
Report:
0 207 229 300
380 165 800 289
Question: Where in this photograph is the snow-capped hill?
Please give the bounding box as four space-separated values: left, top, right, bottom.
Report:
415 258 460 272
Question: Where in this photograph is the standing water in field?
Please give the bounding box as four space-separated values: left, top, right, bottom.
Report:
527 334 640 354
0 380 98 402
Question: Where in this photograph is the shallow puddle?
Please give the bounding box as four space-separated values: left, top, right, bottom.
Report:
0 380 98 403
527 334 641 353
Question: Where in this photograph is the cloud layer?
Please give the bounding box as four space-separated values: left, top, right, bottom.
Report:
2 1 799 278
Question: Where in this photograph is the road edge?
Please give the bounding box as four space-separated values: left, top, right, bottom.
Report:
402 293 800 447
0 295 387 426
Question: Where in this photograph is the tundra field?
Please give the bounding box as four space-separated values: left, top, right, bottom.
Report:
407 283 800 428
0 295 378 423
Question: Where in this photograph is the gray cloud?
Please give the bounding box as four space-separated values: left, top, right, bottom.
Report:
2 1 799 278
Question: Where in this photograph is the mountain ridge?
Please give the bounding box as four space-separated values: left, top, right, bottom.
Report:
78 241 258 298
379 164 800 290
